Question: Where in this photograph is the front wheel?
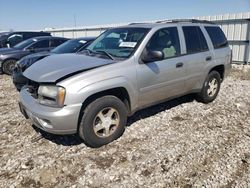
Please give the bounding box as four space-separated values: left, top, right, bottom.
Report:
78 96 128 148
197 71 221 104
2 59 17 75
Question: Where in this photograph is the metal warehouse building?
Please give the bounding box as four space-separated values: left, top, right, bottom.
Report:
45 12 250 64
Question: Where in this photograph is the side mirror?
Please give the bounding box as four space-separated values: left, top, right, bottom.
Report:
5 40 10 48
141 50 164 63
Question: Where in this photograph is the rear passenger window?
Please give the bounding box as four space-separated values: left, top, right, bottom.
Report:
183 26 208 54
205 27 228 49
146 27 181 59
31 40 49 49
23 33 35 39
50 39 66 47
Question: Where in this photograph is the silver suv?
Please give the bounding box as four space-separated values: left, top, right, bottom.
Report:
19 19 232 147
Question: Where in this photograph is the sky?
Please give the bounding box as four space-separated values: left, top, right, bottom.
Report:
0 0 249 31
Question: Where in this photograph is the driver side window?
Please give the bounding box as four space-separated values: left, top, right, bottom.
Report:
146 27 181 59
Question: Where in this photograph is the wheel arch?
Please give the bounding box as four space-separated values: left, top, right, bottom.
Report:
77 87 132 132
209 64 225 81
2 58 19 74
3 57 19 64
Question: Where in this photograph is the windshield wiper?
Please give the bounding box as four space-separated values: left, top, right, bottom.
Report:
96 50 115 60
80 49 115 60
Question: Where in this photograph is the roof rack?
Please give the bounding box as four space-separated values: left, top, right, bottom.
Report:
156 19 215 25
129 22 153 25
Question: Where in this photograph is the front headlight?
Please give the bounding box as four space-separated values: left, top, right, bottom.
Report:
38 85 66 108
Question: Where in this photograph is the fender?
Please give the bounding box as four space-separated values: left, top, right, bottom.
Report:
65 76 139 112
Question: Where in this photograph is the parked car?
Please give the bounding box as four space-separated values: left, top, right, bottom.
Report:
0 31 51 48
0 36 68 74
12 37 95 91
19 19 232 148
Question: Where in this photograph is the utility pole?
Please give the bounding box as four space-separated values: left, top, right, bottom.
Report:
73 14 77 38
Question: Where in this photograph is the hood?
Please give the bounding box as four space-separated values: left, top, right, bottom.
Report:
0 48 22 55
24 54 115 83
18 51 53 70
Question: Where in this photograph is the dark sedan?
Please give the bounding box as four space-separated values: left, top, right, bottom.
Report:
12 37 95 91
0 31 51 48
0 36 68 74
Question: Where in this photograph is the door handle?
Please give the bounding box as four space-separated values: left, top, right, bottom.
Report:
206 56 212 61
176 62 183 68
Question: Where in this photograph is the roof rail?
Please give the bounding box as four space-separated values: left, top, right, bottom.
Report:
156 19 215 24
129 22 152 25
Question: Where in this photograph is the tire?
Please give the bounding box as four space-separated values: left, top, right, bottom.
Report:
197 71 221 104
78 96 128 148
2 59 17 75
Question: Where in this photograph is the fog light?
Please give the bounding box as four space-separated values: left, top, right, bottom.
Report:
36 117 52 129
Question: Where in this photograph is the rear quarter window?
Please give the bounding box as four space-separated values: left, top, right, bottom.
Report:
205 27 228 49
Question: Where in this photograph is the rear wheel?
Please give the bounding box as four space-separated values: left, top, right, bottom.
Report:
78 96 128 148
2 59 17 75
197 71 221 103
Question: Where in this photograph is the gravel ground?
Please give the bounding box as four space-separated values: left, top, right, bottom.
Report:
0 65 250 188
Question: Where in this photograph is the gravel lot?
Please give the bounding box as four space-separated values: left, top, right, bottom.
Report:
0 65 250 188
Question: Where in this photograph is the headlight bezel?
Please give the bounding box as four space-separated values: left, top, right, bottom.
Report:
38 85 66 108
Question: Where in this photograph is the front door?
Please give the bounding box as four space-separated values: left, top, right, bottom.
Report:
137 27 186 107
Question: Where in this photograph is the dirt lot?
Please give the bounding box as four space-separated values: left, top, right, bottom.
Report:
0 65 250 188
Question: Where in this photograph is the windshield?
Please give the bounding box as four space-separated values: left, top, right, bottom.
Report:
87 27 149 59
13 38 37 49
51 39 89 54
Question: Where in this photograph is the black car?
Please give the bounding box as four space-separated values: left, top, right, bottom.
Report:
0 36 68 74
0 31 51 48
12 37 95 91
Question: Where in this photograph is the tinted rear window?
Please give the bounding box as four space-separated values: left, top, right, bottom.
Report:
205 27 228 49
50 39 67 47
31 40 49 48
23 32 51 39
183 26 208 54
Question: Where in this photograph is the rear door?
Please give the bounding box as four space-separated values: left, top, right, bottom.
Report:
137 26 186 107
181 25 212 91
204 26 231 67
